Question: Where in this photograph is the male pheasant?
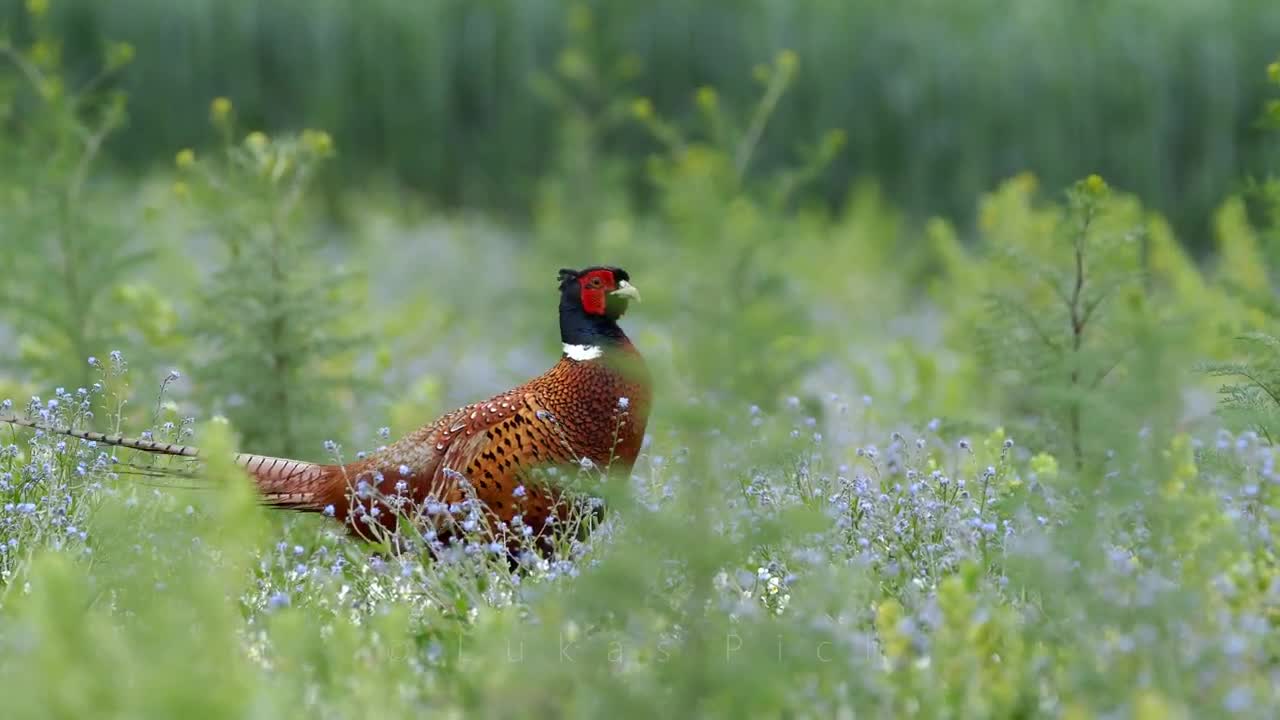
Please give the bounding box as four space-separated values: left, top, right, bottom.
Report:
1 266 651 553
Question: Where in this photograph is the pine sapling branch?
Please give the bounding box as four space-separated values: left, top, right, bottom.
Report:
1065 198 1097 471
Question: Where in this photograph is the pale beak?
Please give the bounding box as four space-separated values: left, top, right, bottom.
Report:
610 280 641 303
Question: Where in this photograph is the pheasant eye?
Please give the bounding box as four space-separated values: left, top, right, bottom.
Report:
589 277 603 288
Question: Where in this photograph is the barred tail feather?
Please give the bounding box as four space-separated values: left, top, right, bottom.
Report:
237 453 333 511
2 414 333 512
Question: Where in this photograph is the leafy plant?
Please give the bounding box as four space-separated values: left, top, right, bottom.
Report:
0 2 175 386
932 173 1179 468
530 2 640 252
1204 332 1280 443
626 51 846 410
1204 59 1280 443
172 104 370 458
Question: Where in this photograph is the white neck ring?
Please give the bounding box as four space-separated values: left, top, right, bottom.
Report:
563 343 603 361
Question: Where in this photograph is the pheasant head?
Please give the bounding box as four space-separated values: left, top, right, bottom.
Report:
557 266 641 358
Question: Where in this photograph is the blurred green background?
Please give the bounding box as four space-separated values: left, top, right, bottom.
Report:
5 0 1280 248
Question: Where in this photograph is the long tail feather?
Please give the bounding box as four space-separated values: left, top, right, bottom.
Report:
1 414 200 458
2 414 334 512
106 466 206 490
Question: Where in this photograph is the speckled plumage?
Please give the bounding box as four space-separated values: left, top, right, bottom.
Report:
318 338 651 542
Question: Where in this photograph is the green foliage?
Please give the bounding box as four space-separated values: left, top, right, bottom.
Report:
933 174 1168 466
0 10 174 387
627 51 845 409
1201 61 1280 443
1204 333 1280 443
173 113 369 458
530 3 638 249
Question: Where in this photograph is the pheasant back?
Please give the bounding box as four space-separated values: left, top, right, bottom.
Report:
332 343 650 545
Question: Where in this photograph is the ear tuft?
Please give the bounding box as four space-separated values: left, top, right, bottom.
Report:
558 268 579 288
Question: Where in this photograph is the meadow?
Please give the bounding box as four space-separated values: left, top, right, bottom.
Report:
2 2 1280 717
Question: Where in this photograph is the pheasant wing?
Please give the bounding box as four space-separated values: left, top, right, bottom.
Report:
427 392 583 530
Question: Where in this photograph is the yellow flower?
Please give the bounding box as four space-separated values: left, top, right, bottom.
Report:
1268 61 1280 85
1083 173 1108 196
777 49 799 74
210 97 233 126
26 0 48 19
1029 452 1058 480
106 42 134 71
244 131 269 152
875 599 910 662
39 78 62 101
174 148 195 170
556 49 588 80
695 86 718 112
1012 171 1039 194
630 97 654 121
301 129 334 158
30 40 57 68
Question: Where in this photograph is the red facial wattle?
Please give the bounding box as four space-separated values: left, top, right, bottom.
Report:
578 269 616 316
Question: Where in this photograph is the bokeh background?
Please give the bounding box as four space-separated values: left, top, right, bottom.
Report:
6 0 1280 243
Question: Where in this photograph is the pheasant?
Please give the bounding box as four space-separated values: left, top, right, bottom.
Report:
1 266 651 555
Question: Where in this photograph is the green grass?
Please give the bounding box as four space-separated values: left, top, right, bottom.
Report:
2 4 1280 717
